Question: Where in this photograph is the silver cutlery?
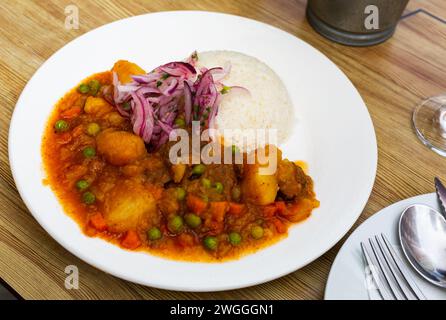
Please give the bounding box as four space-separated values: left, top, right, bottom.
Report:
361 233 426 300
435 177 446 217
399 201 446 288
360 177 446 299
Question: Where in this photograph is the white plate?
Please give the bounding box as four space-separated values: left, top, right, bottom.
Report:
325 193 446 300
9 11 377 291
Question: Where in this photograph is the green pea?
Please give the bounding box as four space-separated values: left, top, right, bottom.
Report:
174 117 186 128
176 187 186 201
168 215 184 233
191 164 205 175
78 83 90 94
214 182 224 194
76 179 89 191
88 80 101 95
86 122 100 136
231 145 239 155
83 146 96 158
122 101 131 111
54 120 69 132
82 191 95 204
203 236 218 251
201 178 211 189
148 227 162 240
251 225 264 239
184 213 202 229
228 232 242 246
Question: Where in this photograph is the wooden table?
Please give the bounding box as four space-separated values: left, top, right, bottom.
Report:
1 0 445 300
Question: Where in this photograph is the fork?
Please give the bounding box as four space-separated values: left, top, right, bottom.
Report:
361 233 426 300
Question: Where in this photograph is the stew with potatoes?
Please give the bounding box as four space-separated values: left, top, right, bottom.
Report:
41 60 319 261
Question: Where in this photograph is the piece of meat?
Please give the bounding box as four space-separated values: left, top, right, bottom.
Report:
277 159 309 199
159 188 179 217
142 156 171 184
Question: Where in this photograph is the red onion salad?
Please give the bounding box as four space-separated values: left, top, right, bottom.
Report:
112 51 249 150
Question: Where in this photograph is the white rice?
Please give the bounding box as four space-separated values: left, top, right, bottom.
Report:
197 50 295 153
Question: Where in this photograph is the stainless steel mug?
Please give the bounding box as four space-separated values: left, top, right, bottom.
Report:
306 0 410 46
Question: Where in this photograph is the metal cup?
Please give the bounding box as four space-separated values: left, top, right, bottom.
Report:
306 0 409 46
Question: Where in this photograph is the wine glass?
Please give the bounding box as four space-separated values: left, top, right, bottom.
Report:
413 95 446 157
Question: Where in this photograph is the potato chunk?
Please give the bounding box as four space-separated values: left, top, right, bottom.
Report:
241 145 281 205
97 130 146 166
103 180 156 233
84 97 113 116
241 163 278 205
112 60 146 84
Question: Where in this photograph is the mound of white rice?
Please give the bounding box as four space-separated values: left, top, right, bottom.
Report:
197 50 294 152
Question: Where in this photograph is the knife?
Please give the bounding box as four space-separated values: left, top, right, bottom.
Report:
434 177 446 218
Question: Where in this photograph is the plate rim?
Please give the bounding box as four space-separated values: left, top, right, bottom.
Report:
8 10 377 292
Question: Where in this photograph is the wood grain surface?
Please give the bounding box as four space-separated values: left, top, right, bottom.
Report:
0 0 445 300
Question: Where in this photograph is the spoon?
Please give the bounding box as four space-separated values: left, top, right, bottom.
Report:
399 204 446 288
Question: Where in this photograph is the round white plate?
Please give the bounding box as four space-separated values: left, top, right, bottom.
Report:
325 193 446 300
9 11 377 291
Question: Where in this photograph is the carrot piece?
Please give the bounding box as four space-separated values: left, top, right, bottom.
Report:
56 132 72 145
177 233 195 248
272 218 287 234
121 230 141 249
147 184 163 200
61 106 82 119
186 195 208 214
72 125 84 138
275 201 287 215
89 213 107 232
282 199 314 223
262 204 277 218
206 202 228 233
228 202 245 216
85 225 97 237
209 202 228 217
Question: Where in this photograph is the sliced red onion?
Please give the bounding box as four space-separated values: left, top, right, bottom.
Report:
158 120 173 134
130 92 146 138
112 52 245 150
227 85 251 97
137 87 160 96
156 133 169 149
159 62 196 78
162 78 179 96
117 84 140 93
132 73 161 84
208 93 222 128
208 67 225 82
141 98 155 143
183 81 192 124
